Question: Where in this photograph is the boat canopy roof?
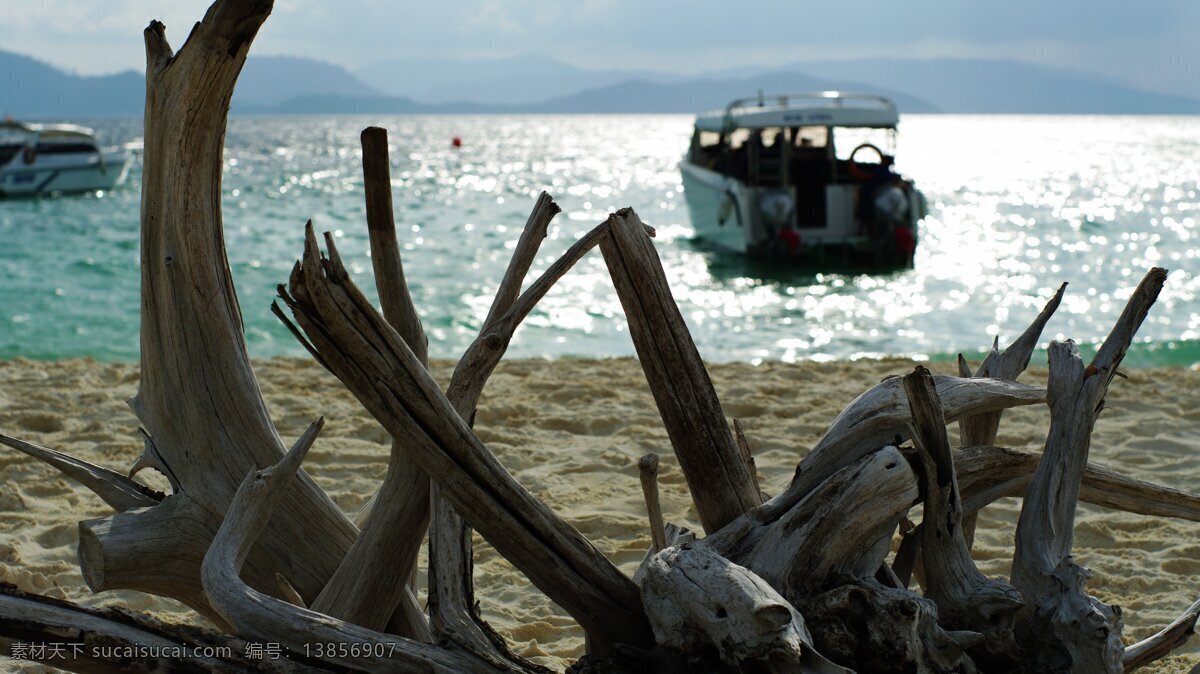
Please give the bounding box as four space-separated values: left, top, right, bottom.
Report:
694 92 899 132
0 120 96 140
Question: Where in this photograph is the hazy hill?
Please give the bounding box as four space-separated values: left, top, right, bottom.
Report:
529 71 940 114
0 51 382 118
0 50 143 118
235 55 382 108
355 53 682 105
6 48 1200 118
244 94 496 115
346 54 1200 114
786 58 1200 114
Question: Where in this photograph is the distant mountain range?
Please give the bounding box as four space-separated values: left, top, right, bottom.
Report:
5 49 1199 119
353 54 685 106
0 51 144 117
784 58 1200 115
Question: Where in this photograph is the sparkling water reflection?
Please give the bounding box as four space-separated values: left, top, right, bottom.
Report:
0 115 1197 365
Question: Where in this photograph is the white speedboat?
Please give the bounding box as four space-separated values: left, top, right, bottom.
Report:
0 120 133 197
680 92 926 268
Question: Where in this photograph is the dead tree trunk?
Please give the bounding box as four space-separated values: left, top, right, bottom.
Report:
78 0 360 623
1010 269 1167 673
305 127 432 639
277 222 654 654
903 367 1023 665
600 208 762 533
955 282 1067 548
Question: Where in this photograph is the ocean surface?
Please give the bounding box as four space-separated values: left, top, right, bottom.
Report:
1 114 1198 367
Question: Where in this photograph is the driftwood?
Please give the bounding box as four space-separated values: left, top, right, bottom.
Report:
902 367 1023 666
70 0 362 630
956 445 1200 522
1010 269 1166 673
2 1 1198 673
956 282 1067 549
307 127 432 638
601 209 762 533
0 583 289 673
639 545 851 673
639 454 669 552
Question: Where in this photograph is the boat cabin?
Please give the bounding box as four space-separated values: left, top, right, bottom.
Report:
0 121 104 167
680 92 924 266
0 120 133 197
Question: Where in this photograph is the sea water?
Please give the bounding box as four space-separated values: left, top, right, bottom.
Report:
0 115 1197 366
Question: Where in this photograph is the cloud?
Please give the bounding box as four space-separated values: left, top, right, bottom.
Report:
0 0 1196 96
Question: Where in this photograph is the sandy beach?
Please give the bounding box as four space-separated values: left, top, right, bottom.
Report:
1 355 1198 672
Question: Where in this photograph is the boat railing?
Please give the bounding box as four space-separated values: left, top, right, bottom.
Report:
723 92 896 118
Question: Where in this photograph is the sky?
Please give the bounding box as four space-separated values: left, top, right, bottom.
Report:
2 0 1198 97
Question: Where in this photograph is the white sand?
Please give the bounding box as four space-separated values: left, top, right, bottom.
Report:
1 356 1198 672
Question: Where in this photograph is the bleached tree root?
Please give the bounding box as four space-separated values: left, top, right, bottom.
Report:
640 545 851 673
601 209 761 533
903 367 1023 666
0 583 294 673
758 373 1047 524
1123 598 1200 672
707 446 917 599
0 435 162 511
277 222 653 653
1010 268 1167 673
957 445 1200 522
800 581 981 674
200 419 515 673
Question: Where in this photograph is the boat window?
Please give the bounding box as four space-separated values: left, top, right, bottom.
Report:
36 142 99 155
760 128 785 148
698 131 722 149
832 127 896 160
727 128 753 150
793 126 828 148
0 145 20 165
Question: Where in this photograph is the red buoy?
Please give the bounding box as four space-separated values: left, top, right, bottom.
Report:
451 136 463 148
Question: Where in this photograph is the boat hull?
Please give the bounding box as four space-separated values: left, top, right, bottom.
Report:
681 159 922 268
0 150 131 197
680 161 755 253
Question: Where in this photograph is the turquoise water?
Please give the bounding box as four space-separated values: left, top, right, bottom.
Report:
1 115 1198 366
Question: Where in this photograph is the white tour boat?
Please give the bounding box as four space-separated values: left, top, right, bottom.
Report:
0 120 133 197
680 92 926 268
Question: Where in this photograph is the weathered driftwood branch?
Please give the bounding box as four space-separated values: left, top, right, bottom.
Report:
902 367 1023 664
758 373 1046 524
276 223 652 652
639 454 668 552
958 282 1066 447
0 434 162 511
639 545 851 673
308 127 430 638
426 191 560 670
200 419 509 673
65 0 360 627
707 446 917 600
956 445 1200 522
1122 598 1200 672
77 493 235 630
1011 268 1167 673
601 208 761 534
955 282 1067 548
362 126 429 364
0 583 281 673
732 419 764 499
